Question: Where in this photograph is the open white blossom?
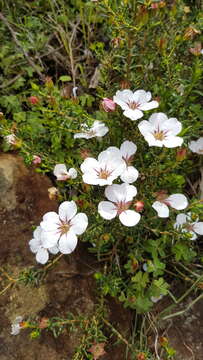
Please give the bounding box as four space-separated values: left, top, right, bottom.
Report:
174 213 203 240
152 194 188 218
29 226 59 264
81 147 126 186
4 133 17 145
138 113 183 148
113 89 159 121
40 201 88 254
119 140 139 183
189 138 203 154
98 183 141 226
11 316 23 335
53 164 77 181
74 121 109 139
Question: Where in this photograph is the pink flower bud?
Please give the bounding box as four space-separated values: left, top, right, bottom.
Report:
101 98 116 112
151 3 159 9
33 155 42 164
176 148 187 162
134 201 144 212
28 96 39 105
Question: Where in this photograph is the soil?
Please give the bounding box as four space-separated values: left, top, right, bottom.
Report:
0 154 132 360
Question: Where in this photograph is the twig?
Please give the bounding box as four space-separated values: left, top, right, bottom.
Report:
0 72 24 89
0 12 44 80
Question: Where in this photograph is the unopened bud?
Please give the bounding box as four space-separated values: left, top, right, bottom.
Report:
176 148 187 161
28 96 39 105
134 201 144 212
48 187 59 200
101 98 116 112
33 155 42 165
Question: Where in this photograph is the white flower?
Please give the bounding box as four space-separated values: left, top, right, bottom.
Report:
98 183 141 226
4 133 17 145
151 295 163 303
40 201 88 254
119 140 139 183
11 316 23 335
189 138 203 154
74 121 109 139
29 226 59 264
174 213 203 240
113 89 159 121
152 194 188 218
81 147 126 186
53 164 77 181
138 113 183 148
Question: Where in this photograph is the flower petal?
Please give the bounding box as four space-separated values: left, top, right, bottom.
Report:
174 213 188 228
120 166 139 183
162 118 182 135
36 248 49 264
58 231 78 254
123 109 143 121
59 201 77 222
138 100 159 111
98 201 117 220
70 213 88 235
119 210 141 226
120 140 137 158
80 158 99 173
163 136 183 148
48 245 59 254
152 201 169 218
68 168 77 179
29 238 40 253
167 194 188 210
193 222 203 235
41 230 59 248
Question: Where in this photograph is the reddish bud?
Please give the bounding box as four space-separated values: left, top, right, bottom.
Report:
134 201 144 212
189 42 202 56
80 148 91 159
33 155 42 165
28 96 39 105
176 148 187 161
101 98 116 112
136 353 146 360
151 3 159 9
39 317 49 329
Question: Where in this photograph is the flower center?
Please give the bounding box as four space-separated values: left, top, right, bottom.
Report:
116 201 131 215
128 101 140 110
87 130 96 136
58 220 71 235
184 223 194 231
153 130 166 141
122 154 134 166
95 166 113 180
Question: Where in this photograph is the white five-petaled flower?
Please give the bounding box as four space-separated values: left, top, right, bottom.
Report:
80 147 126 186
4 133 17 145
53 164 77 181
189 138 203 154
74 121 109 139
113 89 159 121
174 213 203 240
138 113 183 148
152 194 188 218
98 183 141 226
29 226 59 264
119 140 139 183
40 201 88 254
11 316 23 335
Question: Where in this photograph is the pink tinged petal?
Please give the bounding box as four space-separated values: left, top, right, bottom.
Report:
80 157 99 173
163 136 183 148
98 201 117 220
148 112 168 127
162 118 182 135
58 231 78 254
105 184 124 202
138 120 154 136
166 194 188 210
123 109 143 121
70 213 88 235
53 164 68 178
120 140 137 158
152 201 169 218
48 245 59 254
138 100 159 111
36 248 49 264
59 201 77 222
29 238 41 253
193 222 203 235
119 210 141 227
120 166 139 183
